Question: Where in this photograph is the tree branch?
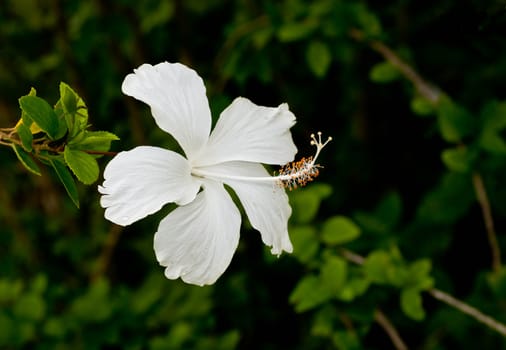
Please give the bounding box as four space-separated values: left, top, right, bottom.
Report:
348 28 441 104
374 309 409 350
428 288 506 337
472 172 502 272
90 224 124 281
339 248 506 338
349 28 502 273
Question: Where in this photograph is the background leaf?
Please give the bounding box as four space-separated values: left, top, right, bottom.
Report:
306 41 332 78
321 216 361 245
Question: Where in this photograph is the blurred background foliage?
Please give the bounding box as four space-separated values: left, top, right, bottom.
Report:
1 0 506 349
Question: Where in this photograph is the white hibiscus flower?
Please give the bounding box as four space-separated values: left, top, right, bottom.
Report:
98 62 330 286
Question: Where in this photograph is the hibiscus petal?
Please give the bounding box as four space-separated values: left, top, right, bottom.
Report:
121 62 211 158
154 181 241 285
195 97 297 166
98 146 201 226
198 161 293 255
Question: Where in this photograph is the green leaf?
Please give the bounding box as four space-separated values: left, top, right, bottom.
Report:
31 275 48 294
375 191 403 229
289 226 319 263
16 122 33 151
337 277 370 301
320 255 348 293
291 256 349 311
406 259 434 290
353 212 390 234
289 184 332 224
59 82 88 138
400 288 425 321
436 97 475 143
53 106 68 140
13 294 46 321
0 313 14 344
353 3 382 37
289 275 331 312
369 61 400 83
321 216 361 245
69 130 119 152
70 279 112 322
49 158 80 208
12 144 41 176
63 147 99 185
416 172 475 225
18 95 59 139
486 267 506 297
363 250 392 284
311 306 337 337
478 100 506 154
0 279 23 303
43 318 66 338
441 147 474 172
363 249 406 287
306 41 332 78
277 21 317 42
411 96 435 116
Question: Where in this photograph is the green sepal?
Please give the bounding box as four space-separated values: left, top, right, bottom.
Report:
63 147 99 185
49 157 80 208
18 95 59 139
12 144 41 176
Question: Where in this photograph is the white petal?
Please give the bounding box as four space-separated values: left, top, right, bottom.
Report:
98 146 201 226
198 161 293 255
194 97 297 167
121 62 211 158
154 180 241 286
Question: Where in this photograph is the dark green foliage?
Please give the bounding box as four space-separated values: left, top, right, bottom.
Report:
1 0 506 349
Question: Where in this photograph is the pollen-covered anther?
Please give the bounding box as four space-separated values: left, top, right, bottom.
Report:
277 156 320 190
276 131 332 190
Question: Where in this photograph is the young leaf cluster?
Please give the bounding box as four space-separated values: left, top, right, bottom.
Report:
5 83 119 207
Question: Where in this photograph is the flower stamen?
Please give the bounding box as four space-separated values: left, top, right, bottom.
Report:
277 132 332 190
191 132 331 189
